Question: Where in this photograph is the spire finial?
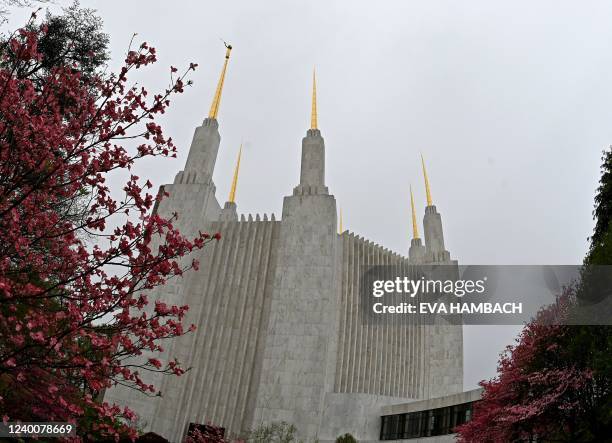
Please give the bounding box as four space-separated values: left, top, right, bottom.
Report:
410 186 420 239
228 143 242 203
208 42 232 120
421 154 433 206
338 207 343 234
311 68 318 130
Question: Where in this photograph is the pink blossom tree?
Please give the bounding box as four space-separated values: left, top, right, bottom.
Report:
456 291 600 442
0 12 218 440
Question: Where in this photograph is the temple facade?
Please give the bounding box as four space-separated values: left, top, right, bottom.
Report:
104 46 463 443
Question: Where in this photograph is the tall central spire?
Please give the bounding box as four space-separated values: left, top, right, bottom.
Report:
311 69 318 130
295 69 327 196
208 43 232 120
410 186 419 239
421 154 433 206
228 144 242 203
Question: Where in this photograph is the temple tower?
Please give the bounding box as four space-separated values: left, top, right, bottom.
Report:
103 44 235 437
252 72 339 438
414 156 463 399
162 44 234 228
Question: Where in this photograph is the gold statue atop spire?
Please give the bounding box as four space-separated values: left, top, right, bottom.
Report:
228 144 242 203
311 69 318 130
421 154 433 206
410 186 419 239
338 207 343 234
208 42 232 120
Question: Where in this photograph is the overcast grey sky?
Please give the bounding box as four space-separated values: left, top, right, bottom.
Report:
6 0 610 389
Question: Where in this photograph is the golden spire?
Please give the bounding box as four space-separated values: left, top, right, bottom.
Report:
228 144 242 203
338 207 343 234
410 186 420 239
421 154 433 206
208 42 232 119
311 69 318 130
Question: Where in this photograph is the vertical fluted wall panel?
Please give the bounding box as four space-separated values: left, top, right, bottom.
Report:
150 219 280 439
334 233 425 399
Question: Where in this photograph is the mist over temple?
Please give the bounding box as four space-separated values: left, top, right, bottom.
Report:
105 45 464 442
